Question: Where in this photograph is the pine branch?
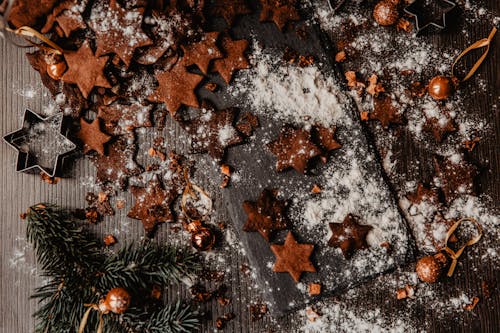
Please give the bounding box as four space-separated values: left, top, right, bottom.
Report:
98 242 201 292
23 204 201 333
25 203 103 275
139 301 200 333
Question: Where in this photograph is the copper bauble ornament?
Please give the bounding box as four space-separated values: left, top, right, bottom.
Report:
427 76 455 100
415 253 447 283
44 53 67 80
373 1 399 26
98 287 131 314
191 226 216 251
47 61 67 80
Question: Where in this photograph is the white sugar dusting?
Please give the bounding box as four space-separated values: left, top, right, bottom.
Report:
230 47 351 128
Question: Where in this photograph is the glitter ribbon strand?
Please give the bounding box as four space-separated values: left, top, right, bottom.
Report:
5 25 63 54
181 168 213 221
452 27 497 82
443 217 483 277
78 303 104 333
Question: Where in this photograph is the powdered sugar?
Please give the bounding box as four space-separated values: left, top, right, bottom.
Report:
230 47 351 128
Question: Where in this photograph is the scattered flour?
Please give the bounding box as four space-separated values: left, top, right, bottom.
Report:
230 47 351 128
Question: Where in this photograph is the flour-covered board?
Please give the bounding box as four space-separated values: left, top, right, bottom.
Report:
213 5 414 315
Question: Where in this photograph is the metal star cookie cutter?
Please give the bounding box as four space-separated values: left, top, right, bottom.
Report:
404 0 457 35
3 109 76 177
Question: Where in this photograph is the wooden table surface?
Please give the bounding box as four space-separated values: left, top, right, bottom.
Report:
0 1 499 332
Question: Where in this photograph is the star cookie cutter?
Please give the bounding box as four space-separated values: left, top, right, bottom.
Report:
404 0 457 35
3 109 76 177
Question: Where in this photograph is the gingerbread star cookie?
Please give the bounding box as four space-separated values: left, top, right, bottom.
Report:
433 155 477 204
236 112 259 137
148 59 204 115
267 126 322 174
270 232 316 282
212 35 250 84
41 1 87 37
7 0 57 28
135 10 182 65
62 40 111 99
406 183 440 206
259 0 300 31
328 214 373 258
128 178 176 236
98 102 153 135
181 31 223 74
370 95 403 129
242 189 289 241
77 118 111 155
178 101 243 161
208 0 252 26
90 135 142 190
88 0 152 66
311 125 342 162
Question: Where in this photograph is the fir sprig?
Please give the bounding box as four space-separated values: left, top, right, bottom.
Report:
98 242 200 291
24 204 201 333
26 203 102 274
143 301 201 333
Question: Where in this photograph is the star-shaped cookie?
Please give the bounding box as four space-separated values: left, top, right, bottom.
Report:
242 189 289 241
90 135 142 190
62 40 111 99
181 31 223 74
311 125 342 161
259 0 301 31
270 232 316 283
328 214 373 258
77 118 111 155
370 95 403 129
97 102 153 135
128 178 176 236
148 59 204 115
212 35 250 84
88 0 152 66
208 0 252 26
178 101 243 162
267 126 322 174
406 183 440 206
434 155 477 204
42 1 87 37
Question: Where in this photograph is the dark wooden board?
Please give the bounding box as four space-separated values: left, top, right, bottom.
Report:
216 7 414 315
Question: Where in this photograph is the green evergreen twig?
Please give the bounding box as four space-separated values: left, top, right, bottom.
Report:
24 203 201 333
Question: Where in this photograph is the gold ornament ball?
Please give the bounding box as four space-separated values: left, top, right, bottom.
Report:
428 76 455 100
47 61 67 80
373 1 399 26
99 287 131 314
191 227 216 251
416 256 444 283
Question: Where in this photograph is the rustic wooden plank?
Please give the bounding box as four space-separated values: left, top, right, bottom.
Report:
1 1 499 332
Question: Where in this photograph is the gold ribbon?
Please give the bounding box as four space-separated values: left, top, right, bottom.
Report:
78 303 104 333
452 27 497 82
442 217 483 277
5 25 63 54
181 168 212 221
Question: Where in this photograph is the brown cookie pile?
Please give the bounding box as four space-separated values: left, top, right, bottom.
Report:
8 0 266 235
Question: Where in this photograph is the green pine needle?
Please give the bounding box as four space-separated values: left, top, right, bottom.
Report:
142 301 200 333
23 204 201 333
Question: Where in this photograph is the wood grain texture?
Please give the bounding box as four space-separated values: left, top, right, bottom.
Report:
1 1 499 332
